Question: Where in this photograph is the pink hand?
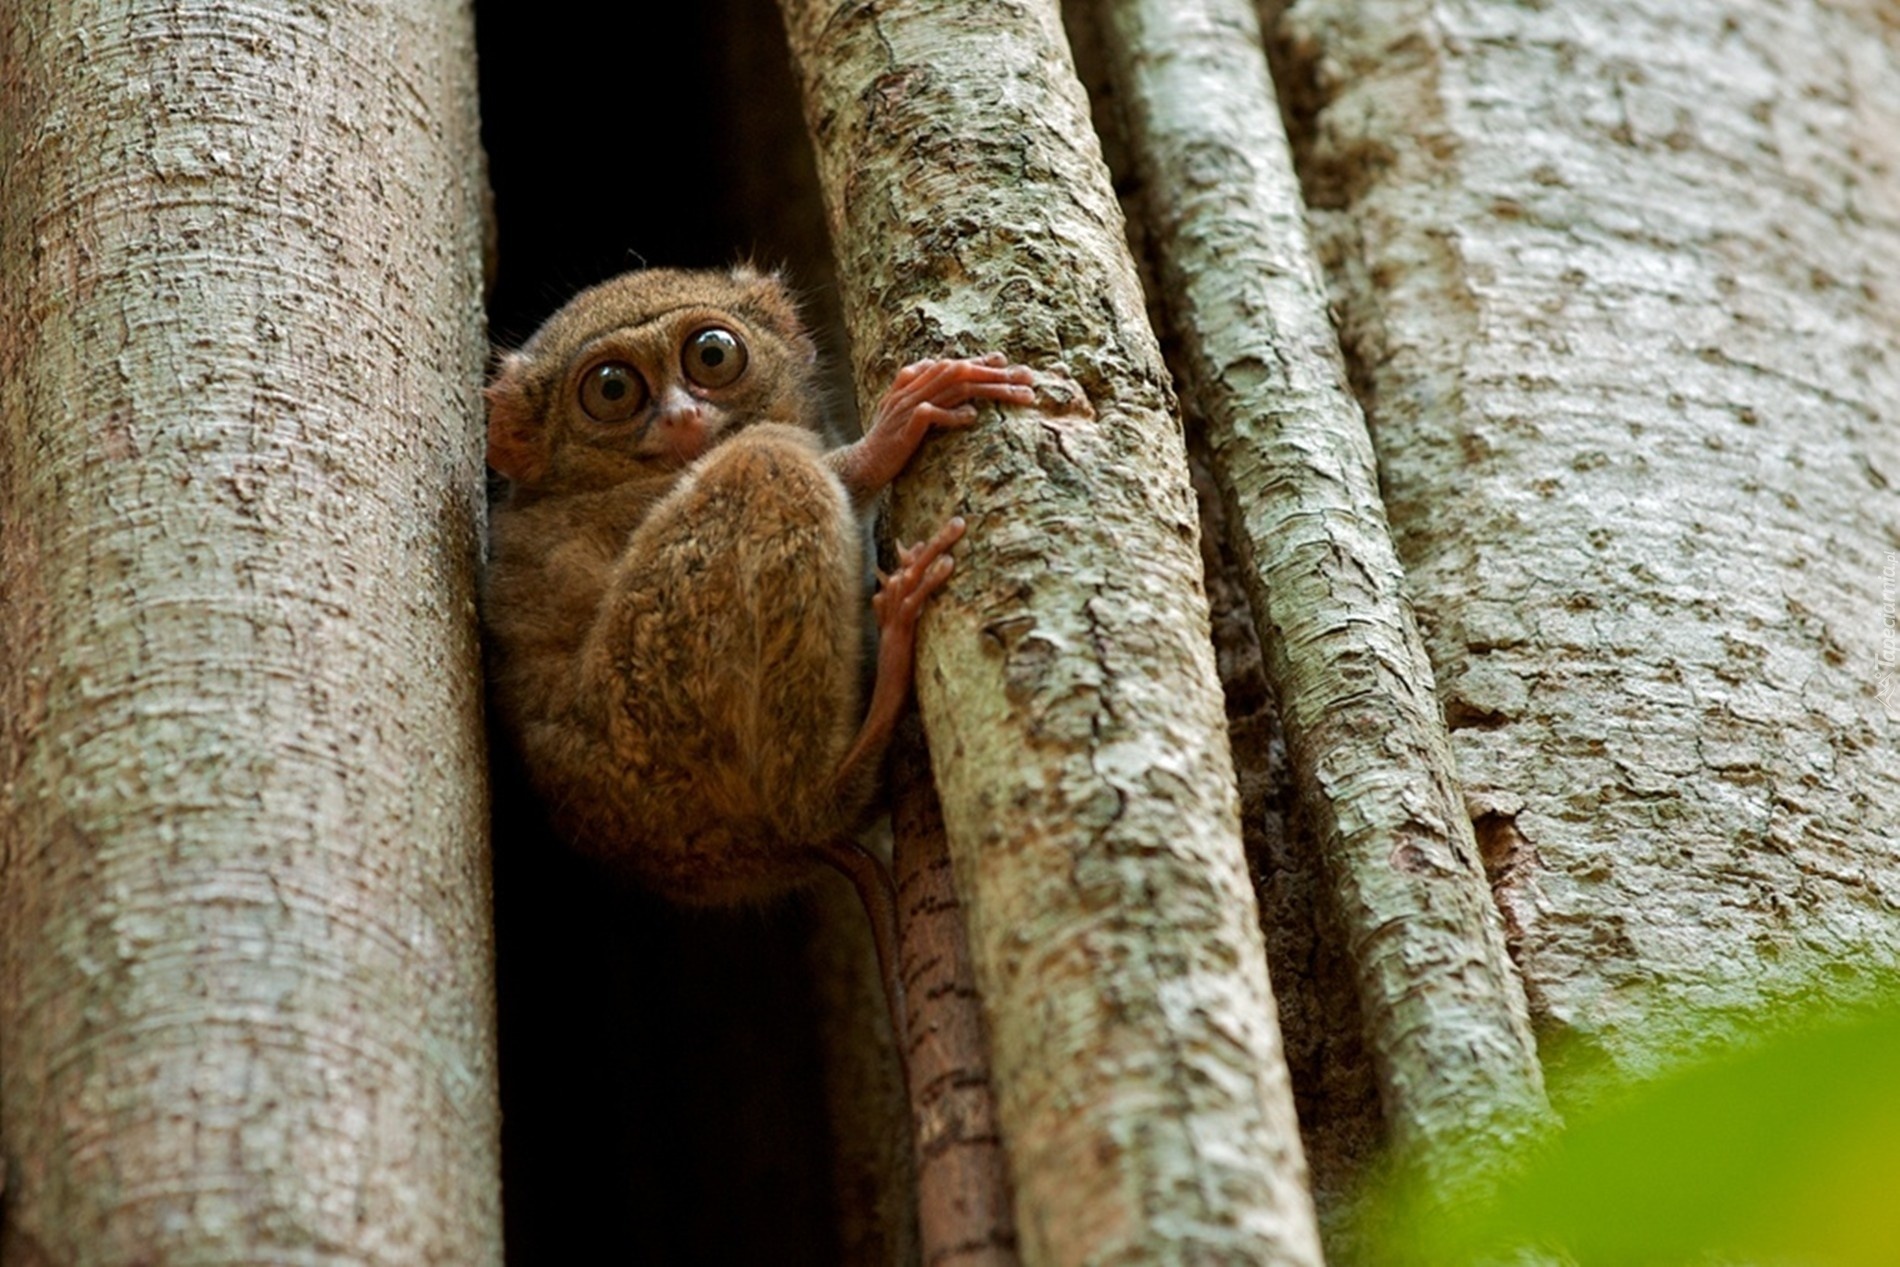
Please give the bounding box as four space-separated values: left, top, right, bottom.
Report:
831 354 1037 504
831 516 968 793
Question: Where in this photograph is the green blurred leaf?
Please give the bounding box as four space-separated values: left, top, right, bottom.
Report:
1360 997 1900 1265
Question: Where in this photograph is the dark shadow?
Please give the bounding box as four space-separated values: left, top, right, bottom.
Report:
475 2 844 1261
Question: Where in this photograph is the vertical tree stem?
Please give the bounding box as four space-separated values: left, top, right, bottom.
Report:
778 2 1323 1262
1099 0 1549 1176
1278 0 1900 1078
0 3 500 1260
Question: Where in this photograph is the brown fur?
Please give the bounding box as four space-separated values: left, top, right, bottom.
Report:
483 267 866 904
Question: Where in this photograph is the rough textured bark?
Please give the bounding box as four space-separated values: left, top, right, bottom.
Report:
1187 433 1387 1233
779 2 1323 1262
0 3 500 1261
1057 1 1387 1224
892 723 1020 1267
1273 0 1900 1081
1100 0 1548 1176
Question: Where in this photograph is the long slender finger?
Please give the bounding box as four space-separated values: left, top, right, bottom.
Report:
913 402 980 431
876 358 1032 430
879 519 966 607
909 554 956 608
895 519 965 585
906 355 1023 381
930 381 1037 409
891 558 953 624
924 362 1032 390
894 357 1032 402
911 515 967 562
913 371 1035 411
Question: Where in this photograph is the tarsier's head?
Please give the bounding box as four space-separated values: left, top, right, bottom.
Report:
485 265 820 493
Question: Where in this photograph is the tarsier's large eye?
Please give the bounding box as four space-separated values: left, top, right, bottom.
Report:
579 361 647 422
682 327 747 389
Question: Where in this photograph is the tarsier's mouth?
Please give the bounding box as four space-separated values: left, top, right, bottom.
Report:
647 410 718 465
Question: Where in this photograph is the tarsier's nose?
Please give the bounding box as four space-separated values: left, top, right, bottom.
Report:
653 387 713 461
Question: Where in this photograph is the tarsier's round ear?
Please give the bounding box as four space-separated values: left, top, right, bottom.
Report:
484 350 548 485
731 264 820 365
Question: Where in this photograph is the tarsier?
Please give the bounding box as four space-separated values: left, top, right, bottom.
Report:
482 265 1035 1045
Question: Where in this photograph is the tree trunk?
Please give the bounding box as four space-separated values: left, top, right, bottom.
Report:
778 2 1323 1263
1272 0 1900 1081
1098 0 1548 1181
0 3 501 1261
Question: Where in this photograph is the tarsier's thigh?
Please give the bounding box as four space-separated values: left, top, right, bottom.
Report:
596 425 864 840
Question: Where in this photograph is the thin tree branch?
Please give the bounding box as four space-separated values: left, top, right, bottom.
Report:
1099 0 1550 1180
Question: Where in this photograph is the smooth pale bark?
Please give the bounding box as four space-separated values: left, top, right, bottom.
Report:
778 2 1323 1262
1276 0 1900 1078
0 3 500 1261
1101 0 1548 1174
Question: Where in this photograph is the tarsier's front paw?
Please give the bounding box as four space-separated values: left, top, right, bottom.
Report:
878 353 1037 437
834 355 1037 501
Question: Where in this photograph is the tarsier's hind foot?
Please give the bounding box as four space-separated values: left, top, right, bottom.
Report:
829 515 967 800
877 518 966 636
